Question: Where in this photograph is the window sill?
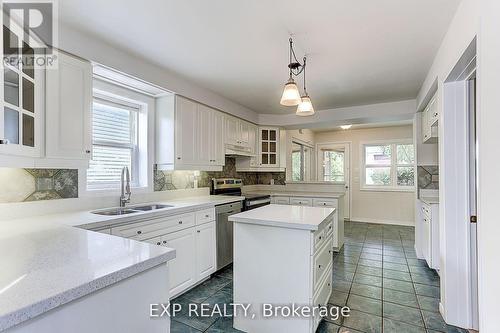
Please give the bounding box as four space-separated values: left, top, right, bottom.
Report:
360 186 415 193
83 185 150 197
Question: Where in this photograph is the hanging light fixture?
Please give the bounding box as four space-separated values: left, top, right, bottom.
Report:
280 38 305 107
296 57 315 116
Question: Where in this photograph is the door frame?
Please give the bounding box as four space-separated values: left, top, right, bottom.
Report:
315 141 352 221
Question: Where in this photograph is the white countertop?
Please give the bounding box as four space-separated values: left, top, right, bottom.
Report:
243 190 344 198
0 195 243 331
229 204 335 231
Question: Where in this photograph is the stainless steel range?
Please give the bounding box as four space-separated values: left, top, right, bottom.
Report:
211 178 271 270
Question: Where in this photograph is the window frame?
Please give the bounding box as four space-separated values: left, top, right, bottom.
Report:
360 139 415 192
289 139 313 182
87 93 141 190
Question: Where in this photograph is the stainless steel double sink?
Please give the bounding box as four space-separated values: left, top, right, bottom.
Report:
91 204 174 216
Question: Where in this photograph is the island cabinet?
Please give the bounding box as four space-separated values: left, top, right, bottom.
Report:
230 204 335 333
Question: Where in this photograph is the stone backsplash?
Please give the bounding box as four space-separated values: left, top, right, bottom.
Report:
154 157 286 191
0 168 78 203
417 165 439 189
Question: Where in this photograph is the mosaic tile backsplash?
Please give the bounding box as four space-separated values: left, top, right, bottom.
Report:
0 168 78 203
417 165 439 189
154 157 286 191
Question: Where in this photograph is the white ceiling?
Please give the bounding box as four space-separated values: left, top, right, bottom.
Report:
59 0 461 114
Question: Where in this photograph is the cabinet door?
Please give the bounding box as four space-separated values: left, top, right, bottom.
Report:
225 116 239 146
1 25 43 158
421 214 431 265
162 228 197 296
175 96 198 165
239 121 250 147
45 52 92 160
248 123 258 154
211 110 225 165
197 104 211 165
196 222 216 280
259 127 279 167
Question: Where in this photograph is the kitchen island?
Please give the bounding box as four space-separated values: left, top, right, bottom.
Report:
229 204 335 333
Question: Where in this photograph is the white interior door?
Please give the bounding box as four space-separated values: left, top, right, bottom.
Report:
316 142 351 220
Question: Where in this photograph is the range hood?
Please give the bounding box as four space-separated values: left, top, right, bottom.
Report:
225 146 255 157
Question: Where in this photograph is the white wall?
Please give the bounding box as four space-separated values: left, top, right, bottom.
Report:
477 0 500 331
57 23 259 123
314 125 415 226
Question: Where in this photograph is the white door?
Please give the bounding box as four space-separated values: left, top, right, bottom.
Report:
195 222 216 280
211 110 225 165
239 121 250 147
162 228 197 296
45 52 92 160
316 143 351 220
175 96 198 165
225 116 239 146
197 104 211 165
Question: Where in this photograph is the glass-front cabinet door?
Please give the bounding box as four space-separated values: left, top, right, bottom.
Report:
259 127 279 167
1 22 43 158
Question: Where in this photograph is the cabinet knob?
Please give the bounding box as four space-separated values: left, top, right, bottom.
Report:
0 139 9 145
156 242 161 245
197 230 201 233
137 230 142 234
319 236 322 240
178 221 183 224
162 240 167 245
85 149 91 153
205 215 209 218
318 264 322 269
177 157 181 160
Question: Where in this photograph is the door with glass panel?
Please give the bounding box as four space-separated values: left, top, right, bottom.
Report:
1 21 43 157
259 127 279 167
317 143 350 220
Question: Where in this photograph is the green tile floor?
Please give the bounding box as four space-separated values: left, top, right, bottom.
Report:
170 221 468 333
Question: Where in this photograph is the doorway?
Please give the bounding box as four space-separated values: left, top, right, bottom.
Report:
316 142 351 220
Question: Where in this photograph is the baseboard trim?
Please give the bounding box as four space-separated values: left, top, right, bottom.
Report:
349 217 415 226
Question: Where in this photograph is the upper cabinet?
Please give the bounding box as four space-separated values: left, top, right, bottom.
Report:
45 52 92 162
0 25 44 160
156 95 225 171
422 92 438 144
224 115 255 155
235 126 285 172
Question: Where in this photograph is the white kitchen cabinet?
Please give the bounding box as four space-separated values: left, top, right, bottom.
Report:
45 52 92 162
162 227 197 297
422 92 438 144
259 127 280 167
224 115 255 155
419 200 440 271
271 195 345 251
0 25 44 161
195 221 216 280
156 95 224 171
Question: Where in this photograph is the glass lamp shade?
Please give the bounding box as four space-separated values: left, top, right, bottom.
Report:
280 79 302 106
296 95 315 116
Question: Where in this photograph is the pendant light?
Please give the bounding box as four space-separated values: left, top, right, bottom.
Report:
280 37 314 116
296 57 314 116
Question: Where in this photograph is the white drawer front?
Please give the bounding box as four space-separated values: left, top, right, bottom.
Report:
312 198 338 208
314 229 326 251
313 262 333 307
313 240 333 290
112 213 195 239
290 197 313 206
273 196 290 205
196 208 215 225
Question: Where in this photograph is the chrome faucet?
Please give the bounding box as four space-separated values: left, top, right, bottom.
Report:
120 166 131 207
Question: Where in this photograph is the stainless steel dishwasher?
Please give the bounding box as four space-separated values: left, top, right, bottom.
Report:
215 201 242 270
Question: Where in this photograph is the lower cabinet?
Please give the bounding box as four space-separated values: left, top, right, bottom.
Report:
161 228 197 297
419 201 440 271
110 208 217 298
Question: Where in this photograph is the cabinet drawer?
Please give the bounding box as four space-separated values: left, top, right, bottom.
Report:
273 196 290 205
112 213 195 239
325 220 334 237
313 229 326 251
313 239 333 289
196 208 215 225
313 261 333 306
312 198 337 208
290 197 312 206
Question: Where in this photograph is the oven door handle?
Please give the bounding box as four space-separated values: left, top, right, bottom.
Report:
246 198 271 206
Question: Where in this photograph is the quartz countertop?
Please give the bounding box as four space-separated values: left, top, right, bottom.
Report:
243 190 345 199
229 204 335 231
0 195 243 331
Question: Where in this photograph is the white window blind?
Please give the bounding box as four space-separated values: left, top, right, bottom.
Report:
87 98 138 188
